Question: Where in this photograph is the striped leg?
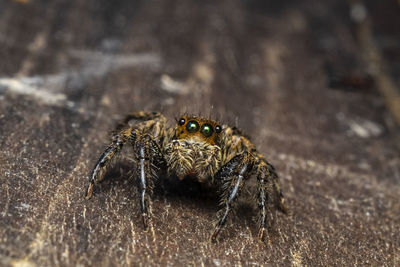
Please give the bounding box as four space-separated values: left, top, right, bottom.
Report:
133 134 164 229
257 161 288 241
211 152 252 242
85 128 134 200
86 112 166 200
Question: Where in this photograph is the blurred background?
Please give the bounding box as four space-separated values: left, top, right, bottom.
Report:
0 0 399 266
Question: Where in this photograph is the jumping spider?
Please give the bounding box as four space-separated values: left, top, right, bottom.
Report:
85 112 288 242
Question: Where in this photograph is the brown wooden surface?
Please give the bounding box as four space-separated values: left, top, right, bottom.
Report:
1 0 400 266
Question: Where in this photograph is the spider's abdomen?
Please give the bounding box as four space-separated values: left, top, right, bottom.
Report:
164 139 221 183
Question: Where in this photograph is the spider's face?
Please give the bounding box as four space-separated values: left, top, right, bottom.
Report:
164 116 223 182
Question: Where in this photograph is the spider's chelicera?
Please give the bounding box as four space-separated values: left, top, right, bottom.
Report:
85 112 288 242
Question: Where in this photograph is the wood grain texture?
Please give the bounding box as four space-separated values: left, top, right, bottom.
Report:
1 0 399 266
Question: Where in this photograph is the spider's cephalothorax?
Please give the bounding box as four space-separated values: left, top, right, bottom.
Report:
165 115 222 182
85 112 288 242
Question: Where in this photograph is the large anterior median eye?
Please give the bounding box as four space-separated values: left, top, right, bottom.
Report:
186 120 199 133
201 124 214 137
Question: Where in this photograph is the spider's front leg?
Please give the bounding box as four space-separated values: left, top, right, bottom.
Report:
211 152 253 242
132 133 164 229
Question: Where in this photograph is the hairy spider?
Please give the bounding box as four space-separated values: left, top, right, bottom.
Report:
85 112 288 242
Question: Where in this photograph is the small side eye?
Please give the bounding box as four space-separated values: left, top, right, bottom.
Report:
186 120 199 133
201 124 214 137
178 118 186 125
215 125 222 133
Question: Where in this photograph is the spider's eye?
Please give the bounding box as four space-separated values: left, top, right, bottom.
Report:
186 120 199 133
201 124 214 137
215 125 222 133
178 118 186 126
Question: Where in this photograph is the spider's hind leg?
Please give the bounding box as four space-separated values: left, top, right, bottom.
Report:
117 111 164 131
85 128 135 199
269 162 289 215
256 159 288 241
